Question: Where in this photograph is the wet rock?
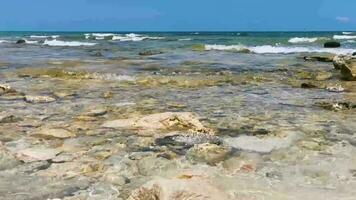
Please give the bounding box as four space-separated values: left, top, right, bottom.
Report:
326 84 345 93
53 91 76 99
102 112 213 136
31 128 75 139
333 55 356 80
139 50 163 56
84 108 107 117
223 131 300 153
324 41 341 48
0 114 23 123
303 55 333 62
314 101 356 111
0 84 16 95
15 147 61 162
25 95 56 103
186 143 231 165
104 174 130 186
315 72 333 81
0 149 21 170
301 82 317 89
155 133 222 154
128 177 232 200
16 39 26 44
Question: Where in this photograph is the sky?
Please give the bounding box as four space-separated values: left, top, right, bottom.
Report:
0 0 355 31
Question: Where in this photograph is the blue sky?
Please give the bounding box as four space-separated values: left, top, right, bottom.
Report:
0 0 355 31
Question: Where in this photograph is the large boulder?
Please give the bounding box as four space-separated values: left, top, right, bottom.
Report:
324 41 341 48
333 55 356 80
16 39 26 44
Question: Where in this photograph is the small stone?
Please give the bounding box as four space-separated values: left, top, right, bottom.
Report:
104 174 130 186
139 50 163 56
16 147 61 162
25 95 56 103
85 108 107 117
31 128 75 139
0 114 23 123
53 91 76 99
186 143 230 165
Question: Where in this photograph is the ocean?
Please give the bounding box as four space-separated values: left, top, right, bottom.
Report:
1 31 356 199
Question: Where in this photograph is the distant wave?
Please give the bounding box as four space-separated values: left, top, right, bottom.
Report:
84 33 164 41
30 35 59 39
342 32 354 35
288 37 318 43
24 40 39 44
204 44 355 55
0 40 9 43
178 38 193 41
112 33 164 41
333 35 356 40
43 39 97 47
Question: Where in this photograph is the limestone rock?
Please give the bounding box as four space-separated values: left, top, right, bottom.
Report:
25 95 56 103
186 143 230 165
333 55 356 81
16 147 61 162
31 128 75 139
102 112 213 136
128 177 232 200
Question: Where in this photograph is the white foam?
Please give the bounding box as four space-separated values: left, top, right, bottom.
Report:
178 38 192 41
288 37 318 43
342 32 354 35
30 35 59 39
43 39 97 47
333 35 356 40
205 44 355 55
24 40 38 44
0 40 8 43
112 33 164 42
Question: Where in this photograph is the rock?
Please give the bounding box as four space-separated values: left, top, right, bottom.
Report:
104 174 130 186
15 147 61 162
332 55 356 80
156 133 222 154
301 82 317 88
326 84 345 93
84 108 107 117
128 177 232 200
16 39 26 44
324 41 341 48
102 112 213 136
303 56 333 62
0 150 21 170
314 101 356 111
186 143 230 165
139 50 163 56
315 72 333 81
0 114 22 123
0 84 16 94
223 131 300 153
353 52 356 56
53 91 76 99
31 128 75 139
25 95 56 103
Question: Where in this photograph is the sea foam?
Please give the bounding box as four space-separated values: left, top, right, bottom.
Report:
288 37 318 43
342 32 354 35
112 33 164 41
43 39 97 47
333 35 356 40
30 35 59 39
205 44 355 55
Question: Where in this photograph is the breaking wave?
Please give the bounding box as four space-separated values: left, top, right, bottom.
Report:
288 37 319 43
43 39 97 47
204 44 355 55
333 35 356 40
30 35 59 39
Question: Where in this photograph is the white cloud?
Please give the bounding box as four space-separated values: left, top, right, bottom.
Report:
336 16 350 23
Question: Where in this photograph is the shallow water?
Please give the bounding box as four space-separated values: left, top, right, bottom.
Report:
0 32 356 200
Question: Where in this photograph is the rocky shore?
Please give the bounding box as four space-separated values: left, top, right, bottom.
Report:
1 49 356 200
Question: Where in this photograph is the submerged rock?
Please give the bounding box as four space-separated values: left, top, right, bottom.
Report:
31 128 75 139
102 112 213 136
156 133 221 150
128 177 232 200
186 143 231 165
223 131 300 153
139 50 163 56
25 95 56 103
324 41 341 48
303 55 333 62
15 147 61 162
314 101 356 111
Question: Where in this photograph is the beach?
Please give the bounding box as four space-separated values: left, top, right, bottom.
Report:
0 31 356 200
